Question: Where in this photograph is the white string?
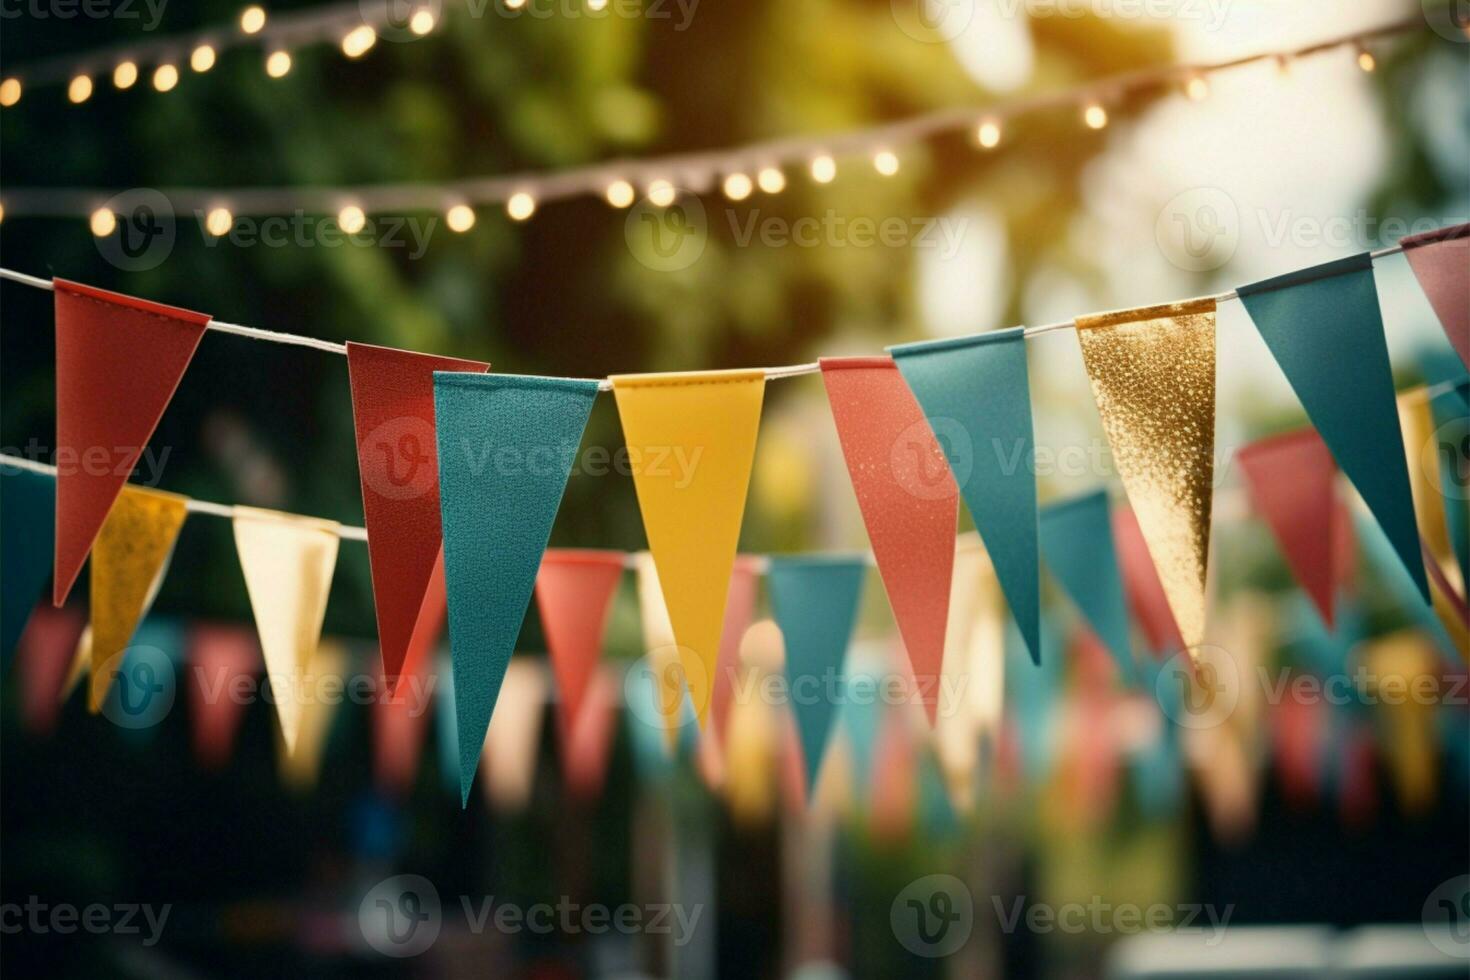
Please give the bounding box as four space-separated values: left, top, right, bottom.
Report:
0 240 1411 391
0 18 1421 215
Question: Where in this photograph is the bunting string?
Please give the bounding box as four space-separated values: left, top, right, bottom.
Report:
0 18 1424 220
0 240 1412 391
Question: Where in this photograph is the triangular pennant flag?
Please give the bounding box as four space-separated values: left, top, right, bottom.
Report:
86 485 189 711
233 506 340 753
436 373 598 806
186 624 259 770
374 645 436 796
534 549 625 740
1236 429 1339 627
1399 386 1464 602
610 369 765 728
711 554 762 740
564 667 620 799
890 329 1041 664
16 607 86 736
631 550 700 753
2 464 56 662
768 555 866 792
1040 490 1135 680
1237 253 1429 602
1401 223 1469 368
345 342 489 686
278 640 348 791
52 279 211 605
1075 300 1217 652
478 658 548 812
820 357 958 723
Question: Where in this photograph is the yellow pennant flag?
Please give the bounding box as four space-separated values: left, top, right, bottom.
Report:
87 485 189 712
1398 386 1461 596
233 506 340 754
278 640 348 790
1076 300 1217 652
479 658 548 812
611 369 766 728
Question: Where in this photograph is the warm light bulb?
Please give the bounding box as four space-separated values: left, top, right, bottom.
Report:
810 155 836 183
204 207 234 237
604 180 635 208
240 5 267 34
266 50 292 78
722 173 753 201
153 63 179 92
873 149 899 176
647 180 676 207
446 204 476 232
409 8 436 34
1357 48 1376 72
191 44 217 72
90 208 117 237
0 78 21 107
113 62 138 89
342 25 377 58
506 192 536 221
506 0 526 8
756 167 785 194
977 119 1001 148
1185 75 1209 101
587 0 608 8
1083 103 1108 129
338 205 367 234
67 75 93 104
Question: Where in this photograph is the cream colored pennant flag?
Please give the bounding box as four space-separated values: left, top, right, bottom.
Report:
479 658 548 812
278 640 349 790
233 506 340 754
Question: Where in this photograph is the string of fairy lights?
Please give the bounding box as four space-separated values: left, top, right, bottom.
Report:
0 17 1423 236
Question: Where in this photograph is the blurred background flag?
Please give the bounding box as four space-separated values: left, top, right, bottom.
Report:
1039 489 1135 681
1 464 55 662
534 549 625 743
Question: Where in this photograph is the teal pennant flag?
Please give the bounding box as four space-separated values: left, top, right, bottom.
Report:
1236 253 1429 602
2 465 56 663
889 328 1041 663
768 555 866 792
434 373 599 807
1040 490 1135 682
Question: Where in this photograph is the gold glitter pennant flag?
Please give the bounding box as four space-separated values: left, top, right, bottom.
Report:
233 506 340 754
1076 299 1216 653
86 485 189 712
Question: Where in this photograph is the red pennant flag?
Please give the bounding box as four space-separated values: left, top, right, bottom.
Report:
1112 505 1185 657
373 648 435 796
186 624 260 769
1401 223 1469 368
52 279 211 604
820 357 957 724
1237 429 1339 627
16 607 86 736
345 343 488 685
1272 694 1326 810
564 668 620 799
711 554 762 740
534 549 625 739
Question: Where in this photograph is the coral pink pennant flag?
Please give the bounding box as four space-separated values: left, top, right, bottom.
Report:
1112 505 1185 657
711 554 762 740
563 668 620 799
820 357 957 724
534 549 625 740
1237 429 1340 627
346 342 488 686
1401 223 1469 368
52 279 211 605
373 648 436 796
16 607 86 736
186 624 260 769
